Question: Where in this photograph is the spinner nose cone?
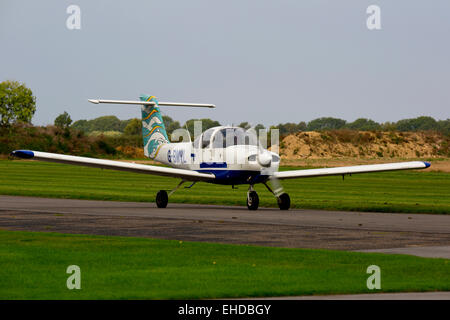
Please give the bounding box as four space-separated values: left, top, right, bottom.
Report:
258 152 272 167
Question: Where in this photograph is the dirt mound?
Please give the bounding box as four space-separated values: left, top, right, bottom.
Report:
279 130 449 160
115 146 145 158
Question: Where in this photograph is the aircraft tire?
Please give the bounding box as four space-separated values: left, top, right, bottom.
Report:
247 191 259 210
156 190 168 208
277 193 290 210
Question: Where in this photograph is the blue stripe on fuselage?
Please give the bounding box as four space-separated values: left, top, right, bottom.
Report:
195 169 267 185
199 162 227 168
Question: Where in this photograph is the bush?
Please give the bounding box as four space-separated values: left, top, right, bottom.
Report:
1 124 127 158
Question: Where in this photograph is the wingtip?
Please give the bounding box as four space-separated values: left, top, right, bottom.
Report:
10 150 35 159
88 99 99 104
424 161 431 168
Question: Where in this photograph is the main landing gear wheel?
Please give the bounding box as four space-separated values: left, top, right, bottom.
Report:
277 193 290 210
247 191 259 210
156 190 168 208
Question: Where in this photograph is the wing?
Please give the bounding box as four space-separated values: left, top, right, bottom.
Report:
11 150 215 182
273 161 430 180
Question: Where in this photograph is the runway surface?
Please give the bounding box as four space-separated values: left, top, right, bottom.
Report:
1 195 449 257
251 291 450 300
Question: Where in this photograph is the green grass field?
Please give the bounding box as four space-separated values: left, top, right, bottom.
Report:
1 160 449 299
0 230 449 299
0 160 449 214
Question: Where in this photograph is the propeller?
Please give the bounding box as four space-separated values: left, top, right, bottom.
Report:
244 126 286 197
246 126 272 168
256 144 285 197
251 127 286 197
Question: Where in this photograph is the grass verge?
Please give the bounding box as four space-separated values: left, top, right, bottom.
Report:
1 160 449 214
0 230 449 299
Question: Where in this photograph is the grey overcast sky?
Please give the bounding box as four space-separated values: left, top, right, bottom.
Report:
1 0 449 127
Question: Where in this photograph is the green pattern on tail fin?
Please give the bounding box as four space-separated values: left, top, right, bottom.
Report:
140 95 169 158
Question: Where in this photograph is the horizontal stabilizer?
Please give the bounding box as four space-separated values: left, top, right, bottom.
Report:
88 99 215 108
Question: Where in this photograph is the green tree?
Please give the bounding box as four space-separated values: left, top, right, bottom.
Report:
54 111 72 128
238 122 251 130
346 118 381 131
185 118 221 138
307 117 347 131
253 124 267 139
71 115 122 133
274 122 307 135
119 119 132 132
124 118 141 135
71 119 90 132
437 119 450 136
380 121 397 131
297 121 307 131
90 115 122 132
395 116 438 131
254 124 265 132
0 80 36 127
163 115 181 136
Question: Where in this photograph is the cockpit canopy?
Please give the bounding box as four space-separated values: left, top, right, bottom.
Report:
194 127 260 149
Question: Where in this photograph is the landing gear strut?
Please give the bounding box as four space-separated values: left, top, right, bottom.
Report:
247 185 259 210
155 180 185 208
263 182 291 210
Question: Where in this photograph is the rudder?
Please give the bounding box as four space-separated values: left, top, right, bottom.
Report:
140 95 169 158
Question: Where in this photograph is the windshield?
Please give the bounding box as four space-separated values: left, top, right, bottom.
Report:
193 127 216 149
212 128 259 148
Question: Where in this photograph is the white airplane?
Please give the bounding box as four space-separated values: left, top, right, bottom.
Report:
11 95 430 210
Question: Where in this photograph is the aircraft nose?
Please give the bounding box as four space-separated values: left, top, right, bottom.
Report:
258 152 272 167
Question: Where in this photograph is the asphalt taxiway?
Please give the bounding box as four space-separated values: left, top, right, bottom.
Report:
0 195 449 257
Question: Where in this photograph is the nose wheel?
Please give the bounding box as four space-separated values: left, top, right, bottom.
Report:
263 181 291 210
277 192 290 210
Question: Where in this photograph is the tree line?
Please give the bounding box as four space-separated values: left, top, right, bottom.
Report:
1 80 449 138
69 115 450 137
272 117 450 136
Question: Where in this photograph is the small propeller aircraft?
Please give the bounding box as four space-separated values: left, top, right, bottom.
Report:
11 95 431 210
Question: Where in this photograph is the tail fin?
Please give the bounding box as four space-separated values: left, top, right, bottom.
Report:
87 96 215 158
139 95 169 158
